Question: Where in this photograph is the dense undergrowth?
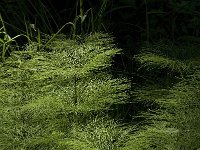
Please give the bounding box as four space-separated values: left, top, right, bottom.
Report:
1 0 200 149
1 32 200 149
0 33 131 149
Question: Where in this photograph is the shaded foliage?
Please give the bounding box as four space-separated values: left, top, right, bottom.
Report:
1 1 200 149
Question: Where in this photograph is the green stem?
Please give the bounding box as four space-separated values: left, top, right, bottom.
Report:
74 75 78 105
2 43 6 62
79 0 84 33
79 0 83 17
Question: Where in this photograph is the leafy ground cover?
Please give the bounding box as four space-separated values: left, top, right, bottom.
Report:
1 32 200 150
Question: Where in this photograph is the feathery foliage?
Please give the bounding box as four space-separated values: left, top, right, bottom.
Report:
125 41 200 149
169 69 200 149
0 33 130 150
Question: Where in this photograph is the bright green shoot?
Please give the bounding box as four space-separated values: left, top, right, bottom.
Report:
71 0 109 35
24 18 75 50
42 21 74 49
0 15 30 62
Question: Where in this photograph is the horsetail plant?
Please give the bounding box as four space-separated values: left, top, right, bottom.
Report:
0 33 130 149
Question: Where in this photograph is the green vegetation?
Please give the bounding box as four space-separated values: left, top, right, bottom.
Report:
0 33 130 149
0 0 200 150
